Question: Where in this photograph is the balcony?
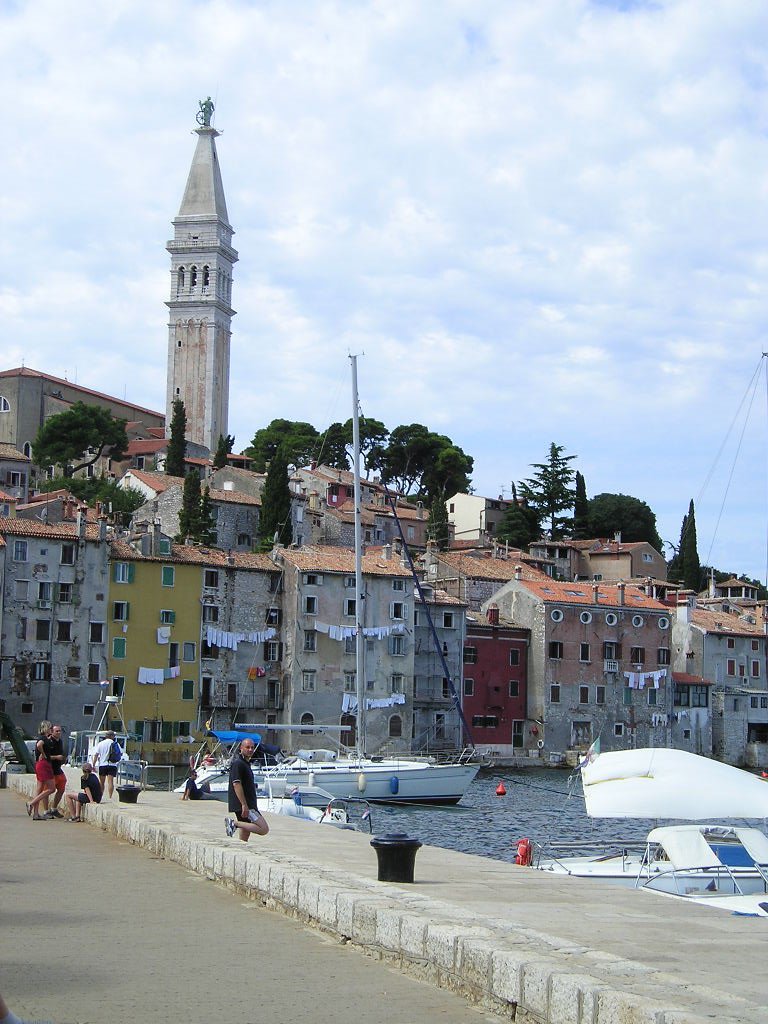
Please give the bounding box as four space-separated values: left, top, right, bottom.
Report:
604 659 619 674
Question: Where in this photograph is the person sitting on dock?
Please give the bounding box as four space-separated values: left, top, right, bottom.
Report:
225 738 269 842
65 764 102 821
181 769 212 801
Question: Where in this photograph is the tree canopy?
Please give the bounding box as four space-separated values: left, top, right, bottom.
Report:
573 471 590 540
518 442 576 540
247 419 320 472
496 485 539 549
668 499 701 591
32 402 128 478
212 433 235 470
379 424 473 504
587 492 663 552
40 475 145 524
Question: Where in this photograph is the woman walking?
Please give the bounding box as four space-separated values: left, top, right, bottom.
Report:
26 720 55 820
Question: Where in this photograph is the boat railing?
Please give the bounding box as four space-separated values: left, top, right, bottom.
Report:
639 862 751 897
534 839 649 872
319 796 373 833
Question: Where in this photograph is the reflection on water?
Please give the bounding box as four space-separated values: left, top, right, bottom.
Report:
369 767 700 865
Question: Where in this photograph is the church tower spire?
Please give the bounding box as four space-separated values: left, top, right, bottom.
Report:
166 98 238 454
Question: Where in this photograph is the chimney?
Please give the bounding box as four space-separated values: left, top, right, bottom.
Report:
382 544 392 561
98 518 107 542
152 519 161 556
613 531 622 544
487 604 500 626
592 585 600 604
514 565 522 580
140 533 151 556
617 583 625 606
76 510 86 540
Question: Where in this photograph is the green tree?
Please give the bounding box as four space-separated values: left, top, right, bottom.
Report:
680 499 701 591
518 442 577 540
166 400 187 477
40 475 145 524
497 484 540 549
427 490 450 550
247 419 319 472
317 422 350 470
573 472 590 540
212 433 235 470
258 447 292 549
177 469 202 542
198 486 217 545
587 493 663 552
342 416 389 477
379 425 473 503
32 402 128 478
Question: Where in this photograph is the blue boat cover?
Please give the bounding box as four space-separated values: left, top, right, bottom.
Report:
209 730 261 745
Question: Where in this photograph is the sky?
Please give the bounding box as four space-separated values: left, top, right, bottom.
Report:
2 0 768 581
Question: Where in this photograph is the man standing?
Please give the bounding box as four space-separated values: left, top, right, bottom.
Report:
92 730 123 800
225 738 269 842
45 724 67 819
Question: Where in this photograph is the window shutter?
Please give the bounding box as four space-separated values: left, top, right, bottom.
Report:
278 642 283 662
112 563 118 583
263 641 269 661
125 602 130 621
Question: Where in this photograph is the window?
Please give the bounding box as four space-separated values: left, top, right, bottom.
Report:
579 685 589 704
37 581 53 604
182 642 196 662
463 646 477 664
60 543 75 565
14 579 29 600
727 637 735 649
344 636 356 655
550 683 561 704
302 670 316 692
596 685 606 705
647 689 657 706
343 672 356 692
304 630 317 652
605 612 618 626
304 573 323 586
265 640 281 662
623 686 632 706
464 678 474 696
237 533 251 547
36 619 51 642
83 704 95 716
204 569 219 588
56 621 72 642
161 565 175 587
0 396 8 411
202 605 219 624
393 579 405 591
300 712 314 733
390 635 405 656
89 622 105 644
752 640 760 652
344 576 355 588
344 598 356 617
691 685 709 708
169 642 179 668
548 641 563 660
57 582 72 603
88 663 101 683
113 601 130 621
614 723 624 737
632 615 644 628
112 637 127 659
160 609 175 625
388 715 403 738
33 661 51 681
391 602 406 620
441 677 452 699
579 642 590 662
580 611 592 624
630 647 645 665
13 540 28 562
112 676 125 697
751 660 761 678
508 680 519 698
390 673 405 693
21 702 34 715
509 649 520 667
182 679 195 701
112 561 134 583
603 641 620 660
751 695 759 708
727 659 736 676
657 648 670 666
550 609 563 622
266 607 281 626
304 596 317 615
442 612 454 628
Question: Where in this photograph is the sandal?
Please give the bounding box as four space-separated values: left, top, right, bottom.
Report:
32 814 46 820
66 817 80 822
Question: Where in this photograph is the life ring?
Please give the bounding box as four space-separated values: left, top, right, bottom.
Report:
515 837 533 866
537 739 544 749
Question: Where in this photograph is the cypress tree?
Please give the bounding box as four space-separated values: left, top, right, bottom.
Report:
427 490 450 550
573 471 590 539
177 469 201 542
212 433 235 470
259 447 292 550
681 499 701 592
199 486 217 546
497 484 539 549
166 400 187 477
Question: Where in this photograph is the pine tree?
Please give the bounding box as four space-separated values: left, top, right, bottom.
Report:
427 490 450 550
166 400 187 477
212 434 235 470
177 469 201 542
573 471 590 539
518 442 577 539
258 447 292 550
497 484 539 549
198 486 217 545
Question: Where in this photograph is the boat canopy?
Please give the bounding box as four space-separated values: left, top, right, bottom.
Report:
647 826 723 869
581 748 768 819
209 730 261 745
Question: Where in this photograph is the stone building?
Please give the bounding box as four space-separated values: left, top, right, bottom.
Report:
487 578 672 758
412 583 468 753
0 515 111 737
421 546 549 613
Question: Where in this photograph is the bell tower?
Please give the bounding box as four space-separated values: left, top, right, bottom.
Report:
166 99 238 453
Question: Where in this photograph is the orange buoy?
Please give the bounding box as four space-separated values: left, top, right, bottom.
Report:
495 781 507 796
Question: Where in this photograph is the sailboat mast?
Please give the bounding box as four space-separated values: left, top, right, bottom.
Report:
350 354 366 759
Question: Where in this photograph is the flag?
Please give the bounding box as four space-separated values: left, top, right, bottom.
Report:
578 737 600 770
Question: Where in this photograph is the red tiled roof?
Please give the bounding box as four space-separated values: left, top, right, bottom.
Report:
434 550 549 582
0 489 17 502
110 539 274 571
0 516 102 541
124 469 184 493
519 579 668 610
672 672 713 685
126 438 167 456
690 607 765 637
278 545 412 577
0 443 31 462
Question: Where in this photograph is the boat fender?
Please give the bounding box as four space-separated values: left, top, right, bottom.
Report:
537 739 544 750
308 771 315 787
389 775 399 795
515 837 533 867
357 772 367 792
495 781 506 797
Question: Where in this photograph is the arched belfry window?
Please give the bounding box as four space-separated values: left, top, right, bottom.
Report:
203 265 210 287
23 441 32 457
177 267 185 293
190 266 198 288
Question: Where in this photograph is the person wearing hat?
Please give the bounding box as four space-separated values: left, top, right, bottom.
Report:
65 764 102 822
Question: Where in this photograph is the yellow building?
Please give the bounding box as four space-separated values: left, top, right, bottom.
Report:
108 539 202 765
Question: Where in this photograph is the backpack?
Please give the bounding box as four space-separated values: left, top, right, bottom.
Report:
108 739 122 764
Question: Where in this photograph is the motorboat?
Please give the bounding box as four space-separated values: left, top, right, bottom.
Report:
530 747 768 916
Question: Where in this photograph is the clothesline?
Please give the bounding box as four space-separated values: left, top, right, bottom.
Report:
315 622 406 641
205 627 277 651
341 692 407 714
624 669 667 689
137 665 181 685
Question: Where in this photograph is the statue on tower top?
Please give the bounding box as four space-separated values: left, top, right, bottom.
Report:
196 96 215 127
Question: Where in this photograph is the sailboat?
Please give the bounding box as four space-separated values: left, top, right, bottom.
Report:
185 356 481 805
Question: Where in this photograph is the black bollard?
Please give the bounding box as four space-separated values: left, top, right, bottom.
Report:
370 832 422 883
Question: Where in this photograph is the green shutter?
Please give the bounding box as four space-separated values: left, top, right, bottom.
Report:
161 721 173 743
112 637 126 659
182 679 194 700
128 563 135 583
